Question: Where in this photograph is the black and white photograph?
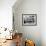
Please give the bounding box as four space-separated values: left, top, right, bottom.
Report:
22 14 37 26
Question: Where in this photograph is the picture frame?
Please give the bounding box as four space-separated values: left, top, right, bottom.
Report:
22 14 37 26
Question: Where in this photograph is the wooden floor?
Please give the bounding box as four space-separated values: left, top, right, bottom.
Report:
0 39 16 46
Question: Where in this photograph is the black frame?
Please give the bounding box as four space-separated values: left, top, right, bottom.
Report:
22 14 37 26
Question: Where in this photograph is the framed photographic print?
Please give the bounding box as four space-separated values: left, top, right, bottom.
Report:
22 14 37 26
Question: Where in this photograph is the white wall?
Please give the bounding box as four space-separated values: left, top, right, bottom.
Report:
0 0 16 30
41 0 46 46
13 0 41 46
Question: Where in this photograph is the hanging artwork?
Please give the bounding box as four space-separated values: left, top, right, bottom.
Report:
22 14 37 26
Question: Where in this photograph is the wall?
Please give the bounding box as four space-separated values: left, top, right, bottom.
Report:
13 0 41 46
41 0 46 46
0 0 16 30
